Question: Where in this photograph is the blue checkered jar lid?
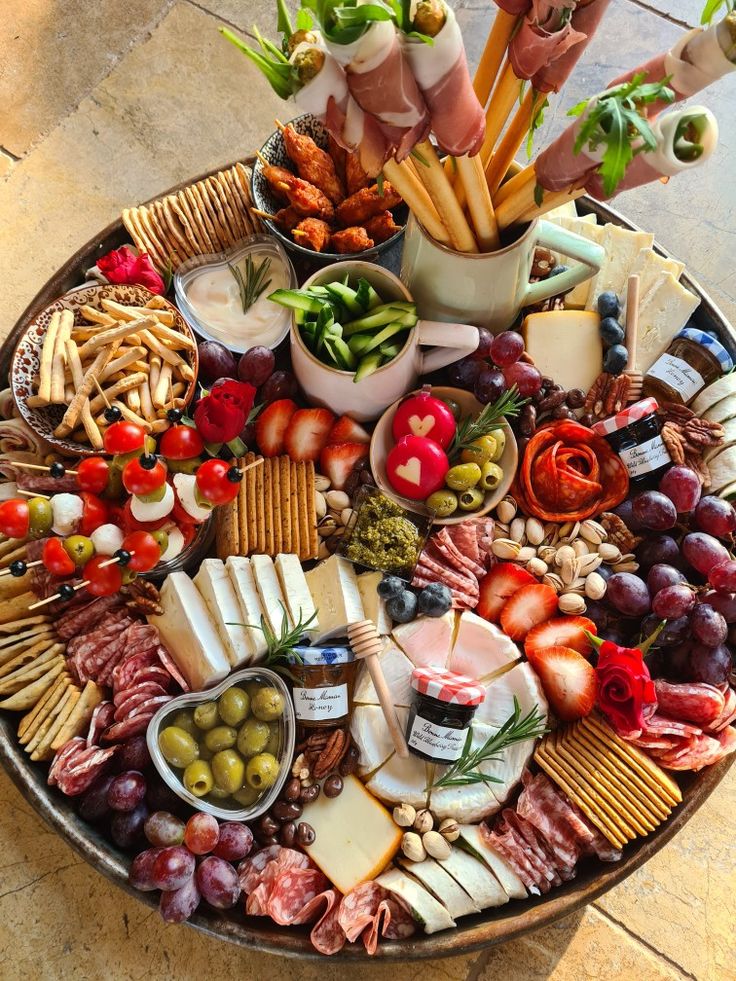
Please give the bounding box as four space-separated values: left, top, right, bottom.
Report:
675 328 733 373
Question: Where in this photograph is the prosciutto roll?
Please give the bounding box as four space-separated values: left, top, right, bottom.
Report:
509 0 587 85
531 0 612 93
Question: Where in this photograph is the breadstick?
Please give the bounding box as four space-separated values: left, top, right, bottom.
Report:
138 328 188 369
146 321 195 350
64 339 103 449
50 310 73 404
101 346 148 380
473 8 518 107
76 317 154 358
55 343 119 437
78 306 116 326
104 401 153 432
153 363 172 408
478 59 524 169
88 371 147 415
411 140 478 253
149 354 161 397
455 154 500 252
126 386 142 414
485 88 536 196
144 295 169 310
139 378 156 422
100 299 174 326
37 312 61 405
493 162 536 207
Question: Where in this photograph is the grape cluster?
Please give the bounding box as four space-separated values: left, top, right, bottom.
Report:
129 811 253 923
447 330 542 404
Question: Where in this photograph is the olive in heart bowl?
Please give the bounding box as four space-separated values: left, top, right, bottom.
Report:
370 386 517 526
147 667 295 822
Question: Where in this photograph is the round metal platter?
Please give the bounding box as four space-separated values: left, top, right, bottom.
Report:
1 166 734 960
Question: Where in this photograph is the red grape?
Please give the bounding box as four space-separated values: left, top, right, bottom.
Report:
647 564 686 594
160 875 201 923
632 491 677 531
146 778 184 814
690 603 728 646
197 341 237 385
682 532 729 575
110 802 149 849
195 856 241 909
259 370 297 404
213 822 254 862
651 584 695 619
107 771 147 812
184 813 220 855
151 845 196 892
238 346 275 387
472 327 494 359
490 331 524 367
636 535 681 570
606 573 651 616
129 847 164 891
704 590 736 623
694 496 736 538
145 811 186 848
612 499 646 532
78 774 114 822
448 356 482 390
474 367 506 404
659 465 701 513
668 640 694 680
688 643 732 685
118 735 150 773
709 559 736 594
502 362 542 396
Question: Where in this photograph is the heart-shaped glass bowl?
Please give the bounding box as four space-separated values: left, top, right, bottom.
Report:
147 666 295 822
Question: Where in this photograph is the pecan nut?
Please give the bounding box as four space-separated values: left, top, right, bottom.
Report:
585 372 610 417
604 375 630 416
661 423 686 466
600 512 643 554
683 418 725 448
121 579 163 616
657 402 695 425
312 728 349 779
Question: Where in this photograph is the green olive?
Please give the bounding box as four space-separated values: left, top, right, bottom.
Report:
488 428 506 461
211 749 246 795
170 710 198 737
166 456 203 475
63 534 95 567
459 487 485 511
121 568 138 585
237 718 270 758
218 686 250 726
232 783 261 807
28 498 53 537
204 725 237 753
445 463 482 491
112 437 156 468
150 529 170 555
243 680 264 701
198 743 214 762
480 461 504 490
193 701 219 731
207 783 231 800
159 726 199 768
246 752 280 790
460 435 497 466
102 466 124 500
183 759 213 797
439 396 462 421
251 687 285 722
136 483 167 504
425 489 458 518
264 724 280 758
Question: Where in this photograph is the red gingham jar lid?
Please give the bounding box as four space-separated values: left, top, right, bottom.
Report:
410 667 486 706
592 397 660 437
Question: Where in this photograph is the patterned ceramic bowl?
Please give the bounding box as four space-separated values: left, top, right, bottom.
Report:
11 283 198 457
251 113 406 264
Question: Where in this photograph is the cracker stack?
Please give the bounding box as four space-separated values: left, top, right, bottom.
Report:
534 712 682 850
215 453 319 562
17 677 103 762
122 163 257 273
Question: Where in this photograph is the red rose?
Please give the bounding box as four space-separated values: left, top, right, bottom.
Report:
97 246 165 295
596 640 657 736
193 379 256 444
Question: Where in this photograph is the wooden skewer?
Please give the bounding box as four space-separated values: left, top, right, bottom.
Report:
624 274 643 403
0 559 43 577
251 207 279 222
274 118 286 131
455 153 500 252
29 579 91 611
485 89 536 196
17 488 50 499
241 458 264 474
276 181 291 193
348 620 409 758
8 462 79 475
256 150 270 167
92 375 111 409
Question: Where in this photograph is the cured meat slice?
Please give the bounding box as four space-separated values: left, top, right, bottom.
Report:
267 868 330 926
530 0 612 94
49 739 118 796
654 680 726 727
435 527 486 579
655 727 736 771
509 13 585 85
56 596 123 639
708 688 736 733
337 881 387 943
447 521 482 567
504 810 563 888
86 701 115 747
156 645 189 692
482 818 544 895
238 845 282 894
307 892 347 956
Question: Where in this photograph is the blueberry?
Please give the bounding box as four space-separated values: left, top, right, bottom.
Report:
417 583 452 617
385 590 418 624
597 291 620 319
549 264 568 277
599 316 624 349
378 575 405 600
603 343 628 375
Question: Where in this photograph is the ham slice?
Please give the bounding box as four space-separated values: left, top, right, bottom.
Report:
510 18 586 85
531 0 612 93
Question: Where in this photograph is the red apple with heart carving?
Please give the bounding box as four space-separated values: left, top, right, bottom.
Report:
391 389 457 449
386 435 449 500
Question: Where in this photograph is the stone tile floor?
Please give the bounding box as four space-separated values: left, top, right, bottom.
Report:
0 1 734 977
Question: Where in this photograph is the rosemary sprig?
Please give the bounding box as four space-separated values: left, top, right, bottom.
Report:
448 385 527 460
248 602 317 667
429 699 548 791
228 255 273 314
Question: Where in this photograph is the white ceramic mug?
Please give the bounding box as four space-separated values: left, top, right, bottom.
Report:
290 261 479 422
400 214 605 332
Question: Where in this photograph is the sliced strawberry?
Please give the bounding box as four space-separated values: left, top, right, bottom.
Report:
477 563 537 623
525 616 598 658
319 442 369 491
500 583 558 641
284 407 336 462
525 645 596 721
255 399 297 457
327 414 371 445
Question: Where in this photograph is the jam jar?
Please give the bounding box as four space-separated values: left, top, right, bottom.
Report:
406 667 485 764
643 327 733 405
289 646 355 728
592 398 671 489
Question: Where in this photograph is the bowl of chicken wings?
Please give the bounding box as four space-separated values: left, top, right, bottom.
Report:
251 113 407 263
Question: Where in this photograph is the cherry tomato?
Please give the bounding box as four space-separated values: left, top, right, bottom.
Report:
119 497 170 533
103 421 146 456
79 492 110 537
122 455 167 496
171 495 200 526
121 530 161 572
76 457 110 494
160 424 204 461
195 459 242 506
178 522 196 548
83 555 123 596
42 537 76 577
0 499 30 539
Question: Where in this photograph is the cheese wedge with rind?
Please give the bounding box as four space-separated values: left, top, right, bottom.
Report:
584 225 654 312
634 272 700 373
703 394 736 425
376 867 456 933
250 554 289 632
436 845 509 909
357 571 391 635
274 553 318 641
398 858 480 918
193 559 255 668
548 216 605 309
352 704 408 778
448 611 520 681
391 611 455 669
457 825 527 900
225 557 268 659
707 445 736 494
691 373 736 417
475 662 548 728
521 310 603 398
705 418 736 462
353 642 414 707
305 554 364 643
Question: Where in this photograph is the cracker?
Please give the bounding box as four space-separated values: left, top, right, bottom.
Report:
0 637 59 680
295 462 309 561
271 456 283 554
227 164 257 237
0 591 37 625
185 185 218 253
219 169 247 238
255 451 265 553
0 569 35 601
126 207 166 272
169 193 201 255
18 675 70 743
290 461 301 559
211 174 241 243
191 180 225 251
177 187 209 254
138 206 172 271
305 461 319 559
0 660 66 711
278 456 291 554
0 625 53 660
159 197 192 261
0 544 27 568
51 680 104 752
245 452 257 554
0 615 51 635
0 651 65 694
32 688 81 761
216 499 239 560
263 457 274 555
204 177 235 248
148 201 176 264
25 685 75 755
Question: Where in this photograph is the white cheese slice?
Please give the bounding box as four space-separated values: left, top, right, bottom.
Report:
391 611 456 669
544 200 579 222
448 611 520 681
351 704 406 778
691 373 736 417
521 310 602 395
250 554 289 633
147 572 230 691
635 273 700 373
376 867 456 933
274 553 318 640
366 736 430 809
622 247 685 319
475 723 539 809
457 825 527 900
705 418 736 462
475 662 548 728
436 846 509 909
719 481 736 501
398 858 480 918
703 394 736 425
429 777 497 824
193 559 255 668
225 556 268 660
584 224 655 312
353 642 414 707
706 445 736 494
357 571 391 635
549 216 605 309
305 554 364 644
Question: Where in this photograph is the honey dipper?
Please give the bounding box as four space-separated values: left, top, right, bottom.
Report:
348 620 409 758
624 273 643 403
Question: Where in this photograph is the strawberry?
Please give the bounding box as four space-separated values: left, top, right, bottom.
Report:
500 583 558 641
477 563 536 623
525 645 596 721
284 407 336 462
319 442 369 490
525 616 598 658
255 399 297 457
328 414 371 445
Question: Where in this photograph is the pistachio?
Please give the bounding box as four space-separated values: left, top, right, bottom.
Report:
560 556 580 586
580 519 606 545
315 492 327 520
558 592 587 614
545 522 560 545
496 496 517 523
517 546 537 563
525 517 545 546
612 560 640 573
509 517 527 544
438 818 460 842
317 540 330 560
585 572 607 600
554 545 575 567
492 522 510 540
401 832 427 863
340 508 355 527
543 572 564 593
413 808 434 834
393 803 417 828
422 829 452 861
618 552 636 563
572 538 590 558
538 545 557 564
558 521 581 543
318 516 337 537
577 553 602 576
557 521 575 539
325 490 350 511
314 474 331 493
527 557 548 577
491 539 521 560
598 543 622 563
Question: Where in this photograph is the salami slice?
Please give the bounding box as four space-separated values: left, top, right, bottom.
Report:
308 892 347 956
245 881 272 916
267 868 330 925
654 680 726 727
101 715 153 742
53 743 119 796
482 820 543 895
238 845 282 894
48 737 86 786
381 894 416 940
708 688 736 733
114 681 169 710
338 881 386 943
86 701 116 747
156 645 189 692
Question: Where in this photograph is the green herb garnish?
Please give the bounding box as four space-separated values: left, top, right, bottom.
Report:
220 27 299 99
304 0 395 44
449 386 528 459
567 74 674 196
429 698 548 791
526 93 548 159
701 0 734 25
230 602 317 667
229 255 273 314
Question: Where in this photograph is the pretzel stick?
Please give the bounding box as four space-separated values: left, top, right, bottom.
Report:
411 141 478 252
64 339 103 449
455 154 500 251
37 312 61 405
485 88 536 196
55 343 119 437
50 310 73 404
382 158 451 246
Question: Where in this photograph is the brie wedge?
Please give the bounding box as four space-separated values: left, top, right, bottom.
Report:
376 868 456 933
193 559 255 667
352 642 414 708
250 554 289 632
448 611 520 680
391 611 455 669
351 704 405 778
692 373 736 417
225 557 268 660
475 662 548 728
457 824 527 900
274 553 318 640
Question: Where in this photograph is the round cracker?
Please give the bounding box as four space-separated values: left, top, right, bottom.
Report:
137 205 171 271
211 173 242 243
216 170 246 239
224 166 257 237
148 200 182 268
187 183 220 252
122 208 147 256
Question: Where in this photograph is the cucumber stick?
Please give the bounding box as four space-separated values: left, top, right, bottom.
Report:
362 321 411 354
269 288 324 314
354 351 384 382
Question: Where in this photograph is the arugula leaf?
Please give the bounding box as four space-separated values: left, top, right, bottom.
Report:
701 0 734 24
526 93 548 158
220 28 297 99
305 0 395 44
534 182 544 207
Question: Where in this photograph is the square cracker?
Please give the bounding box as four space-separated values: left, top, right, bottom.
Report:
271 456 282 555
255 452 266 553
295 462 309 560
52 680 104 752
243 452 257 554
216 500 239 560
306 462 319 559
290 461 301 558
278 456 291 554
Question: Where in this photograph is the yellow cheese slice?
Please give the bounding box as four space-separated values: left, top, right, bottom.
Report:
522 309 602 393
